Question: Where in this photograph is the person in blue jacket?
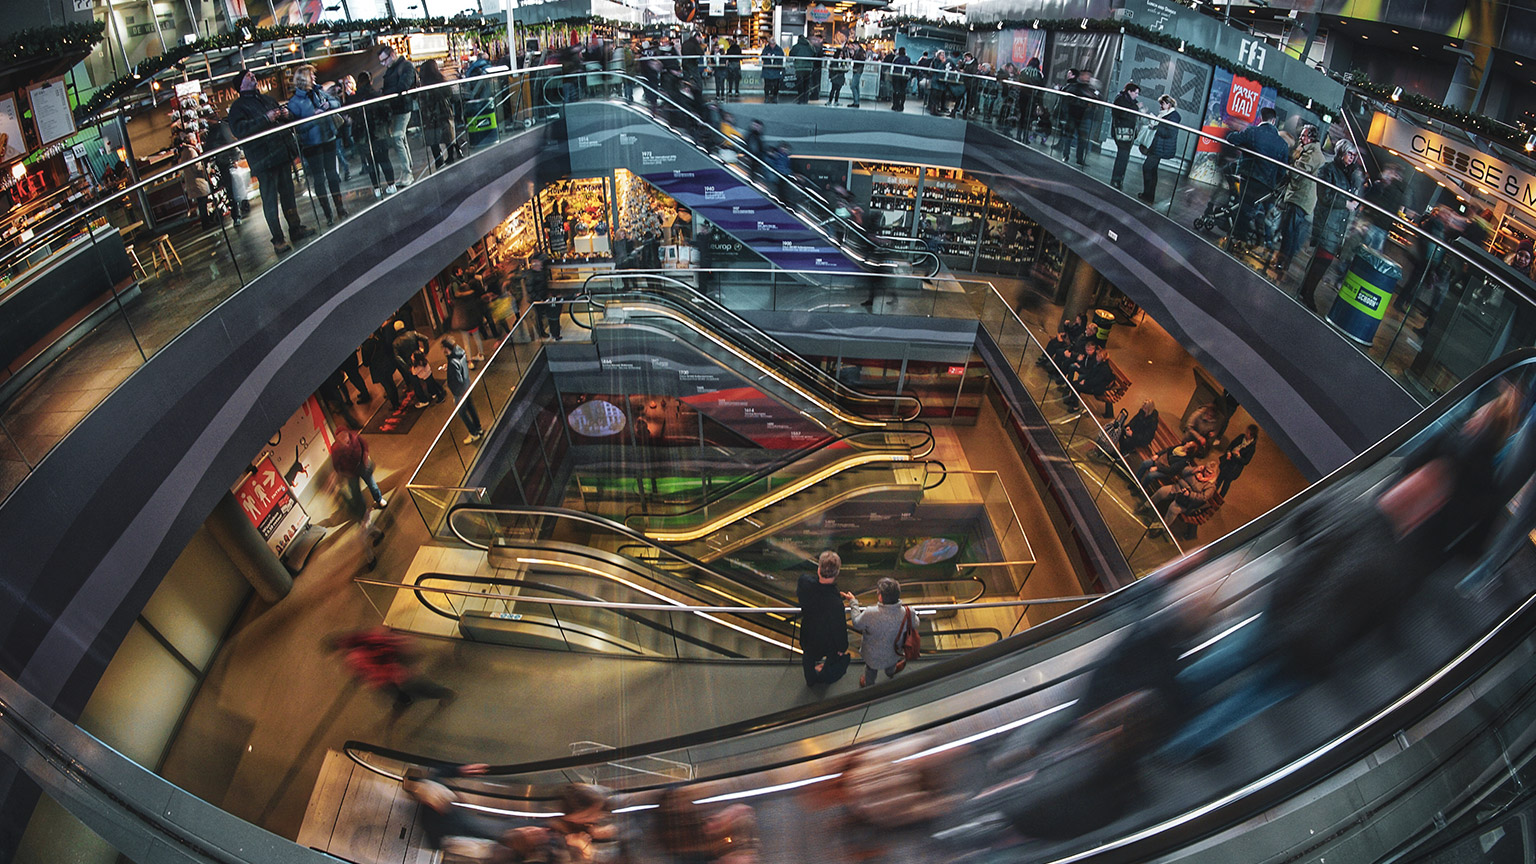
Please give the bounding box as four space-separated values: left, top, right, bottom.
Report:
1225 105 1290 245
287 64 348 224
439 336 484 444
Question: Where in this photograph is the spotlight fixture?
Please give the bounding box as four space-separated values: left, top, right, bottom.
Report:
1322 113 1333 123
1305 98 1312 109
1032 18 1040 27
997 21 1003 29
1178 39 1185 52
1526 134 1535 152
1391 86 1402 101
1080 17 1088 28
11 162 25 180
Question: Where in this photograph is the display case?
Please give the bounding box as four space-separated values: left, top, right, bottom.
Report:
865 162 919 235
917 168 987 265
976 193 1040 276
486 200 539 267
536 176 613 262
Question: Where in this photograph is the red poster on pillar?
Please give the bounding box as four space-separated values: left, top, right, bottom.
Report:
1227 76 1262 123
233 454 311 558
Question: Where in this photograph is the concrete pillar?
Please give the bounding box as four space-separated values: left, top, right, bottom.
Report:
207 491 293 603
1061 252 1101 325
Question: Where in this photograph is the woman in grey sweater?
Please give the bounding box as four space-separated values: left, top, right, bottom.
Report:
848 577 911 687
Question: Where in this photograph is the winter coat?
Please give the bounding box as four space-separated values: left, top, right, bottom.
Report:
1147 108 1180 158
1312 157 1367 253
760 43 786 80
226 91 293 172
850 599 908 671
1110 89 1140 131
1227 121 1290 189
287 86 339 150
1280 139 1325 212
381 57 418 114
443 343 472 396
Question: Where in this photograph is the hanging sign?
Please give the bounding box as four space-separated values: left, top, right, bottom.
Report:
28 78 76 146
808 4 833 22
1368 112 1536 217
1227 75 1262 123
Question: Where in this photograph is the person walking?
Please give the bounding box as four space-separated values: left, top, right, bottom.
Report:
378 42 418 186
331 627 456 723
798 550 851 685
524 253 561 341
887 47 912 112
226 69 315 253
1014 58 1045 142
761 40 786 104
287 64 348 226
418 59 460 168
849 577 913 687
439 336 485 444
331 428 386 566
1057 68 1099 166
1138 94 1181 203
1108 81 1142 190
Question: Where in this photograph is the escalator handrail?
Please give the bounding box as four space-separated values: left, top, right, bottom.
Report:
620 432 936 528
404 573 755 658
575 271 925 421
543 72 943 278
419 348 1536 778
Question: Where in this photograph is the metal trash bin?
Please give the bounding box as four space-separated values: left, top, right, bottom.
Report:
1327 246 1402 345
1091 307 1116 343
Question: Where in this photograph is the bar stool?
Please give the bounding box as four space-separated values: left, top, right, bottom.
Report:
149 233 183 272
124 244 152 281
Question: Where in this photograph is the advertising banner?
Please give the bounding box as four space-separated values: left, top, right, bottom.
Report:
1191 66 1277 183
252 395 333 501
643 167 860 272
1116 36 1213 163
1368 112 1536 218
232 455 312 559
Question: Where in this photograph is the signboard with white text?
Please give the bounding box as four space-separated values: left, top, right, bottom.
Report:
1367 112 1536 217
232 455 311 559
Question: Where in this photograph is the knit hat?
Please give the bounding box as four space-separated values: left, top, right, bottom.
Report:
1519 239 1533 254
238 70 258 92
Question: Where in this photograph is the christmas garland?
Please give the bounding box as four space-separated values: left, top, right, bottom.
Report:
1350 73 1527 149
892 15 1339 115
0 20 105 67
79 16 485 118
893 14 1531 150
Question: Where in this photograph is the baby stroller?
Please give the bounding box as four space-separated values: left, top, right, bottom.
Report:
1193 158 1244 235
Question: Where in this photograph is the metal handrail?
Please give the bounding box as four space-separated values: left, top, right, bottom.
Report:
541 71 943 277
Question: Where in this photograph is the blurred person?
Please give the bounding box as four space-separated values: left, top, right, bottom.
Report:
1182 403 1224 455
1108 81 1142 190
1271 123 1323 274
1138 441 1195 491
1138 94 1181 203
400 763 502 859
350 71 399 196
1066 341 1116 416
790 33 821 104
207 116 243 225
330 627 456 722
332 428 384 568
724 37 743 96
1216 424 1259 497
287 64 347 225
1297 139 1366 308
176 133 214 228
926 50 952 115
439 336 485 445
653 785 759 863
847 577 914 687
524 253 561 341
1057 68 1099 166
1014 57 1046 143
378 42 418 185
418 59 460 168
501 784 621 863
798 550 852 685
227 69 314 252
1503 238 1535 280
362 324 402 410
448 269 487 361
1040 314 1086 369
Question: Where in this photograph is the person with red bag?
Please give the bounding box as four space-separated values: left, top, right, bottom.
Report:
847 577 919 688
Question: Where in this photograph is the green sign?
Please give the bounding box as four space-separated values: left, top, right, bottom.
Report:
1338 270 1390 320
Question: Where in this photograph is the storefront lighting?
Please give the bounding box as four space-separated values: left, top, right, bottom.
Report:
10 162 25 180
997 21 1004 29
151 80 161 90
116 148 127 162
323 38 331 47
1391 86 1402 101
240 26 252 40
288 42 299 53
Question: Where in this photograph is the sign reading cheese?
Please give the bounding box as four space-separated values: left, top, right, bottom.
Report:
1369 112 1536 217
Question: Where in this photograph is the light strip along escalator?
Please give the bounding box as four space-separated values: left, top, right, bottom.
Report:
574 272 924 425
354 349 1536 864
544 73 942 279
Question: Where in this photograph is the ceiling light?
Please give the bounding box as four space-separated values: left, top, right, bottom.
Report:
1518 60 1526 67
1360 34 1368 38
1411 45 1419 50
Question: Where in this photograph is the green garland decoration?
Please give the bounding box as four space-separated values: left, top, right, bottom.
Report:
893 14 1532 150
0 20 105 67
79 16 490 119
1349 73 1527 149
892 15 1339 115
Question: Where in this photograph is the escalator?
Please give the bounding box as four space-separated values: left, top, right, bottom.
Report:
342 350 1536 864
548 73 942 278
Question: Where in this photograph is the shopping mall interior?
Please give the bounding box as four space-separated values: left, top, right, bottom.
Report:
3 0 1536 862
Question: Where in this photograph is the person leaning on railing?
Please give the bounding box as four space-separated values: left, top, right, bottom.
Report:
1137 95 1180 203
377 42 418 186
226 69 315 253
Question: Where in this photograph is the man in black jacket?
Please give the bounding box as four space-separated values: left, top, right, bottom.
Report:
1227 106 1290 245
888 47 913 111
378 43 417 185
226 70 313 252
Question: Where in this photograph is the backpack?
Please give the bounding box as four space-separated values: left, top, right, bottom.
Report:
893 606 921 671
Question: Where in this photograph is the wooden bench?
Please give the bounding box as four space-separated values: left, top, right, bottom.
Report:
1103 359 1132 409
